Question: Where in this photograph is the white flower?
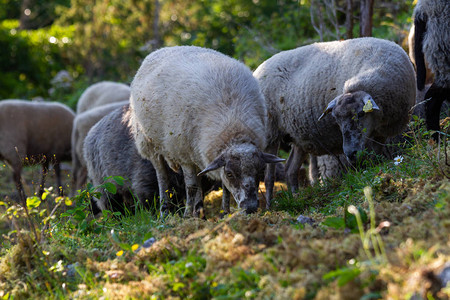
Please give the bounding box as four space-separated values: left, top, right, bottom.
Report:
393 155 403 166
185 262 193 268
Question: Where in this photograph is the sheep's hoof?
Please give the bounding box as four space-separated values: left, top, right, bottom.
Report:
219 210 230 218
193 207 205 219
183 205 193 218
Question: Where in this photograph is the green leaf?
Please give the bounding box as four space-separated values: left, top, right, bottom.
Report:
172 282 185 292
119 243 131 251
323 266 361 287
26 196 41 209
322 217 345 230
361 292 383 300
143 232 154 241
104 182 117 194
112 176 125 186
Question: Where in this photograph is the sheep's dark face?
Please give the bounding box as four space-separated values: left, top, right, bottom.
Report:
323 92 381 163
198 144 284 214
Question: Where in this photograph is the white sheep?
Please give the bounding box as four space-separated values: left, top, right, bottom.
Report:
76 81 130 114
129 46 283 217
83 104 185 214
254 37 416 205
71 101 129 195
413 0 450 135
0 100 75 197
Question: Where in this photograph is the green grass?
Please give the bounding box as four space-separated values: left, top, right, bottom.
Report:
0 123 449 299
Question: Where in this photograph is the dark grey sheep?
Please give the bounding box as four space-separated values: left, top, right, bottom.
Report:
71 101 128 195
83 104 185 214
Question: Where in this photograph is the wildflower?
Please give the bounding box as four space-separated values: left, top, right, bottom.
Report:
185 262 193 268
393 155 403 165
347 205 358 215
116 250 124 257
131 244 139 251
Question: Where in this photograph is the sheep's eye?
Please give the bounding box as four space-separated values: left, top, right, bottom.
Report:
226 171 234 178
357 111 365 118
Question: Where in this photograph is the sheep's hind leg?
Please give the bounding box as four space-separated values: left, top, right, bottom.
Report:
285 145 307 193
425 85 449 140
12 165 27 205
182 166 203 218
152 155 171 218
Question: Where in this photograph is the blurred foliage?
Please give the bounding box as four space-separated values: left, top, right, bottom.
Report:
0 19 74 99
0 0 416 105
55 0 155 81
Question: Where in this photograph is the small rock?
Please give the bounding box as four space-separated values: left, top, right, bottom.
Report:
66 262 80 278
296 215 315 226
439 264 450 288
143 237 156 248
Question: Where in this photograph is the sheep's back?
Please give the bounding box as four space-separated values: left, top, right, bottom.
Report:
76 81 131 114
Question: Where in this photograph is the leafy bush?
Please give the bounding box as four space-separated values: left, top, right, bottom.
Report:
0 19 75 100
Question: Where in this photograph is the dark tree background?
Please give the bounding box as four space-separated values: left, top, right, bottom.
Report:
0 0 415 106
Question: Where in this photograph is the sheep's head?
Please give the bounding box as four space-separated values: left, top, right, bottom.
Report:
198 143 284 214
318 91 381 163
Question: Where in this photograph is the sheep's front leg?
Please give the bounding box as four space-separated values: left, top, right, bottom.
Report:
182 166 203 218
308 155 319 185
264 143 279 209
152 155 171 218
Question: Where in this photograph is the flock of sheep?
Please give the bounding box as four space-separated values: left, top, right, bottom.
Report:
1 0 448 218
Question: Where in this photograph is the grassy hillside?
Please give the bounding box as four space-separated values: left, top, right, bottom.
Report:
0 120 449 299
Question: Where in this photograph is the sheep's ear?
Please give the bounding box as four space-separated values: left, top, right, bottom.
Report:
362 94 380 113
261 152 285 164
318 96 339 121
198 154 225 176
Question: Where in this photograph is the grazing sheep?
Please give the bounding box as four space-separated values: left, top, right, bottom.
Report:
413 0 450 136
76 81 130 114
83 104 185 214
71 101 129 195
254 37 416 205
130 46 283 217
0 100 75 197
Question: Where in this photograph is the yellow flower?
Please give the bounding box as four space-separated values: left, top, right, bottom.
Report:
131 244 139 251
116 250 124 257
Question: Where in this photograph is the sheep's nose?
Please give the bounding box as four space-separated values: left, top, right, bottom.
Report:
245 204 258 214
346 151 358 163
